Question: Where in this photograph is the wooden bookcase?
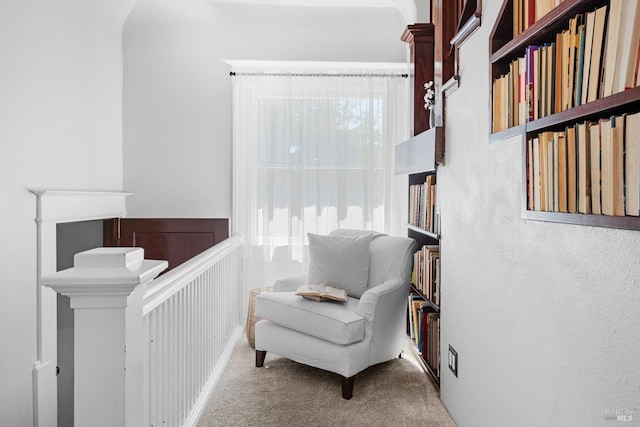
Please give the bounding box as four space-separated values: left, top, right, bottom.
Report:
399 0 480 388
400 23 442 387
489 0 640 231
406 169 441 386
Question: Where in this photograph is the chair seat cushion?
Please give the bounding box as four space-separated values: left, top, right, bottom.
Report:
255 292 365 345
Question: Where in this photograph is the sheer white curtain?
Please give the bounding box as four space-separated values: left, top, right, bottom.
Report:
232 63 409 289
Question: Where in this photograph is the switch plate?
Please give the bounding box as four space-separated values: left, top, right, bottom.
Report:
448 345 458 377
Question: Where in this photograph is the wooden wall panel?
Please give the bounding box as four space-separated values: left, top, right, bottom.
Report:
103 218 229 273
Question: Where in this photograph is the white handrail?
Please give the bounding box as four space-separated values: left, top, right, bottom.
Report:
143 234 242 315
142 233 243 427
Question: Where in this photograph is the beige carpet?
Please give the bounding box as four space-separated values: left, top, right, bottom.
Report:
198 338 457 427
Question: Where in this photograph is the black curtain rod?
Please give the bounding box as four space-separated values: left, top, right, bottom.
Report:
229 71 408 78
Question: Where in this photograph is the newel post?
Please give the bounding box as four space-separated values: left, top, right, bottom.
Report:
42 248 167 427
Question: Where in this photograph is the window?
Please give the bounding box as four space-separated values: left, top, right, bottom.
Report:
231 63 408 285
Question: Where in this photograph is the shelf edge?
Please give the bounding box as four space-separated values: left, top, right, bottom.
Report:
522 210 640 231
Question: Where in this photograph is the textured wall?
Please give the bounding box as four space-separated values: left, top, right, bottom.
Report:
438 1 640 426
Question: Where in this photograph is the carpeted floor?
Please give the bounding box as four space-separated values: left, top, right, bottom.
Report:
198 338 457 427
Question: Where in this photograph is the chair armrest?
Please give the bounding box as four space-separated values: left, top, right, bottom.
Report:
356 278 407 326
356 278 410 364
273 274 308 292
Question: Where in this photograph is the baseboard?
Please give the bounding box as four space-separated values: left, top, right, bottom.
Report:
32 360 57 427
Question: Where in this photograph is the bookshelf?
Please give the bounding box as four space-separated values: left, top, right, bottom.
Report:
490 0 640 231
400 22 442 387
405 169 442 386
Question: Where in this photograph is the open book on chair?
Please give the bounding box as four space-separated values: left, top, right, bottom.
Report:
296 284 347 302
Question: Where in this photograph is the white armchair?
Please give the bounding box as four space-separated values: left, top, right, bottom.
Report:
254 229 417 399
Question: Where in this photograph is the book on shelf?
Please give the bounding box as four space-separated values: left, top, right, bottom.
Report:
514 0 520 37
509 60 515 128
538 132 548 211
533 46 541 120
556 29 564 113
525 45 538 121
586 5 608 103
546 41 555 118
557 131 567 213
295 284 347 302
573 22 586 107
425 312 440 375
552 132 559 211
492 1 640 133
539 131 554 211
598 115 626 216
566 125 577 213
518 56 527 125
567 15 581 111
637 36 640 87
407 294 418 340
615 0 640 93
533 136 541 210
601 0 623 98
527 111 639 217
540 44 547 119
576 122 592 214
420 306 430 364
527 138 534 210
600 117 614 215
580 10 595 106
611 116 625 216
590 120 602 214
412 299 424 345
626 112 640 216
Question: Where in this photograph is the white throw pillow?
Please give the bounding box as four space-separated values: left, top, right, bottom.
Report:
307 232 371 298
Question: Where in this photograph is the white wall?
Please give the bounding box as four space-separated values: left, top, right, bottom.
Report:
439 1 640 425
0 1 135 424
122 0 407 219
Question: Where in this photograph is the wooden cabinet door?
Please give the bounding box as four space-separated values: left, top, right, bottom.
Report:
104 218 229 273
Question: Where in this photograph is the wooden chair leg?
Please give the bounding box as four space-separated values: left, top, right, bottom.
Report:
341 376 355 400
255 350 267 367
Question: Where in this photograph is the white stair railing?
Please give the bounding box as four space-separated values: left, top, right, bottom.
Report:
41 235 243 427
143 234 243 427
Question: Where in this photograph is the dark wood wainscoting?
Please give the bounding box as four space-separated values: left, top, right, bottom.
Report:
104 218 229 273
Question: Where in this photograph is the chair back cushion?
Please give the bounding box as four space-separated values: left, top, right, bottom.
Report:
307 232 371 298
329 229 416 289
